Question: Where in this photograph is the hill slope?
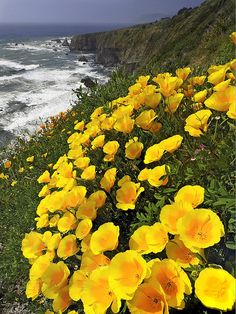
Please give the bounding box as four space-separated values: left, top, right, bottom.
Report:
70 0 235 72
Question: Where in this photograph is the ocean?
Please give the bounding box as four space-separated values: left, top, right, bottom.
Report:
0 24 123 147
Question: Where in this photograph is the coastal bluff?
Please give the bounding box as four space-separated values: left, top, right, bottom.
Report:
69 0 235 72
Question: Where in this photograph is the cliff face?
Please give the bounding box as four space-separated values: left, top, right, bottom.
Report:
70 0 235 71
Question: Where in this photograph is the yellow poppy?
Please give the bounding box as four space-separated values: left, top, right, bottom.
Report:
184 109 212 137
148 259 192 308
195 268 236 311
116 181 144 210
57 234 79 259
114 115 134 133
129 222 168 254
108 250 148 300
69 270 87 301
174 185 205 208
81 165 96 180
158 135 183 153
90 222 119 254
177 208 225 251
75 218 92 240
144 144 164 164
127 282 169 314
166 236 203 268
165 93 184 113
160 201 194 234
100 168 117 192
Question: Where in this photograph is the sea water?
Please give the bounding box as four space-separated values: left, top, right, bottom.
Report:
0 24 121 147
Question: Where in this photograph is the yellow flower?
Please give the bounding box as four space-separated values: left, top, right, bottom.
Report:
166 236 203 268
29 255 51 280
91 134 105 149
26 279 42 300
136 75 150 87
74 157 90 170
227 101 236 119
158 135 183 153
165 93 184 113
127 282 169 314
147 259 192 308
75 218 92 240
81 266 121 314
41 261 70 298
230 31 236 44
100 116 115 130
142 85 162 109
88 190 107 209
177 208 225 251
129 222 168 254
90 106 103 119
74 120 85 131
144 144 164 164
57 212 77 233
66 185 87 208
153 73 183 97
135 109 157 130
69 270 87 301
176 67 191 81
103 140 120 161
195 267 236 311
213 79 231 92
90 222 119 255
139 165 169 187
11 180 17 187
205 86 236 112
208 65 228 85
18 167 25 173
108 250 148 300
174 185 204 208
47 233 62 251
76 199 97 221
4 160 11 168
114 115 135 133
80 250 110 275
184 109 212 137
22 231 45 259
26 156 34 162
116 181 144 210
190 75 206 86
160 201 194 234
37 170 51 184
35 214 49 229
52 286 71 313
57 234 79 259
192 90 208 103
81 165 96 180
125 138 143 160
100 168 117 192
67 146 84 160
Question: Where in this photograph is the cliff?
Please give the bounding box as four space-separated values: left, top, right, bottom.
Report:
70 0 235 72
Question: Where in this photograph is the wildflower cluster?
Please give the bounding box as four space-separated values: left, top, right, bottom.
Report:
20 37 236 313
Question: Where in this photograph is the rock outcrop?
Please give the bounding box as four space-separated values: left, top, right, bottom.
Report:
62 38 70 47
69 0 235 72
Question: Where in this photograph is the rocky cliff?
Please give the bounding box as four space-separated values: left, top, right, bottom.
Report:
70 0 235 72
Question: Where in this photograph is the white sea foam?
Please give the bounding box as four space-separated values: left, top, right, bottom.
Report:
0 58 40 71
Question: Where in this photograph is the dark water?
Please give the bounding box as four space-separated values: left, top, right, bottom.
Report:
0 24 121 147
0 23 127 40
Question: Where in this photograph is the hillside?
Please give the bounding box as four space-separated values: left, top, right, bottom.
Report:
70 0 235 72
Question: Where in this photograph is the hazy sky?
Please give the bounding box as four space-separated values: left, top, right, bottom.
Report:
0 0 206 24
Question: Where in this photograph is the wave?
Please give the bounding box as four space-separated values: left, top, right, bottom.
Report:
0 58 40 71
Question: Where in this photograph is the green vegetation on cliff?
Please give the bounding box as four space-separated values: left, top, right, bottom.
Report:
70 0 235 72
